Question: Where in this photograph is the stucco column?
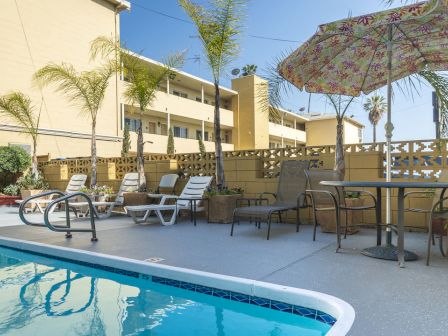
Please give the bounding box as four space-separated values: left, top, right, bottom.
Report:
281 114 284 148
201 120 205 140
167 113 171 131
201 84 204 103
166 78 170 94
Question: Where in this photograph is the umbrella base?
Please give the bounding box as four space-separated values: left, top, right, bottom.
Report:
361 245 418 261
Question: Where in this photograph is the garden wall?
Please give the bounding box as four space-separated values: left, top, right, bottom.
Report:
39 139 446 230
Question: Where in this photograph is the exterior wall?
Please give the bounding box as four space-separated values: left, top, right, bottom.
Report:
268 122 306 146
306 118 363 146
0 0 122 157
231 75 270 150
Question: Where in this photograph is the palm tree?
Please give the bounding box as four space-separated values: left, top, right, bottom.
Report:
33 62 116 187
364 95 387 143
241 64 257 76
179 0 246 190
0 92 40 177
90 37 184 191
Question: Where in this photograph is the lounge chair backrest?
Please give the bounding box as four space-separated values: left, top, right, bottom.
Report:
305 169 342 205
433 169 448 207
275 160 310 207
158 174 179 193
115 173 143 205
177 176 213 207
66 174 87 193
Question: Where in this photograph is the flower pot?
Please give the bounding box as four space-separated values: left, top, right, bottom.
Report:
0 195 21 206
20 189 45 209
317 198 363 234
432 218 448 236
207 194 242 224
123 192 149 206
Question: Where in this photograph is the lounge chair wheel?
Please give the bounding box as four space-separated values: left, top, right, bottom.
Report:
65 233 72 239
91 237 98 242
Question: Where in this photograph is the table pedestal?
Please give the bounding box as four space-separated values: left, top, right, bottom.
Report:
361 245 418 261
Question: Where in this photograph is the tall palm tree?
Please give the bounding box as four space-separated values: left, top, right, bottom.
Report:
33 62 116 187
241 64 257 76
363 95 387 143
0 92 40 177
90 36 184 191
179 0 246 190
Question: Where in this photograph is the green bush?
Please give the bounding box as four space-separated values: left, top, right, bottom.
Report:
0 146 31 189
2 184 21 196
16 173 49 190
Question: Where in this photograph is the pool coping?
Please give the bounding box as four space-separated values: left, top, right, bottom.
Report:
0 236 355 335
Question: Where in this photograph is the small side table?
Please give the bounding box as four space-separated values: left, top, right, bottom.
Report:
176 197 209 226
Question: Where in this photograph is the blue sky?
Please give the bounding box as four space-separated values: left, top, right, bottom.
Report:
120 0 435 143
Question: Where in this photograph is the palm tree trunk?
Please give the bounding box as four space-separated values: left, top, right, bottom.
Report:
91 120 97 187
31 136 38 178
334 117 345 178
214 82 225 191
137 111 145 191
373 124 377 144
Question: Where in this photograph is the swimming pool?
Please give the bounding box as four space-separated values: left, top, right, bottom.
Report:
0 238 354 335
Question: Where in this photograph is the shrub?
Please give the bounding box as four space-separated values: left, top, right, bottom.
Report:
2 184 21 196
16 173 49 190
0 146 31 189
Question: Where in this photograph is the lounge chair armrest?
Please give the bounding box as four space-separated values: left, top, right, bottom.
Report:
297 192 311 207
259 192 277 200
160 195 178 205
236 197 269 207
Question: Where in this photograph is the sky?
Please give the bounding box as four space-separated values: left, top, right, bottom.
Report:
120 0 436 143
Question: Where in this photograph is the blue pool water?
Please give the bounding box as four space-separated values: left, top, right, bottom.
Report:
0 247 331 335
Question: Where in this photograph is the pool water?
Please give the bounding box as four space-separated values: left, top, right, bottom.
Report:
0 247 331 336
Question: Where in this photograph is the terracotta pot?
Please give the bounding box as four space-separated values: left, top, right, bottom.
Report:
0 195 21 206
20 189 45 208
207 194 242 224
432 218 448 236
317 198 363 234
123 192 149 206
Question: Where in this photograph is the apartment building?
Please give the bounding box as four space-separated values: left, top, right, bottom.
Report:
0 0 364 159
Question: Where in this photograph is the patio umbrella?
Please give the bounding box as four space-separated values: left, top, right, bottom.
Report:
278 0 448 260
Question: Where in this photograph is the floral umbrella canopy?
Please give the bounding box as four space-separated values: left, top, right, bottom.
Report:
278 0 448 96
278 0 448 260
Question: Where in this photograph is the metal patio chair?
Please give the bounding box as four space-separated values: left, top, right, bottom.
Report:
305 169 378 252
230 160 310 240
404 169 448 265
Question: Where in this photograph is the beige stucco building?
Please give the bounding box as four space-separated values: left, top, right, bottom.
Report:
0 0 364 159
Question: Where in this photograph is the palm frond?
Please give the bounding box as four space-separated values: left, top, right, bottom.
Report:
0 92 39 137
179 0 245 82
33 62 115 120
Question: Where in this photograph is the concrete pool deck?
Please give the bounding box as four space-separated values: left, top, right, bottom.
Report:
0 206 447 335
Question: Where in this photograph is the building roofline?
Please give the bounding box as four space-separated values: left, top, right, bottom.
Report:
105 0 130 11
125 50 239 96
304 114 365 128
275 107 309 122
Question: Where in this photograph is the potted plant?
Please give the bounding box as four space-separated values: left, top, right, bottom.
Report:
80 185 114 202
17 173 49 201
318 191 363 234
0 184 21 206
205 186 244 224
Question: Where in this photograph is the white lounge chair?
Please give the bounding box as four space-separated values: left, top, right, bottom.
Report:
125 175 213 226
71 172 142 219
16 174 87 214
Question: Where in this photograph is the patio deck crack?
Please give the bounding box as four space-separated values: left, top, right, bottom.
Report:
256 242 333 281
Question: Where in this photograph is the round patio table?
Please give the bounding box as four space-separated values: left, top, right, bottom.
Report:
320 181 448 268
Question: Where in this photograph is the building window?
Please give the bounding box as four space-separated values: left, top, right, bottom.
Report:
173 126 188 139
160 123 168 136
173 90 188 99
296 123 305 131
125 118 141 132
148 122 156 134
358 128 363 141
196 97 202 102
196 130 209 141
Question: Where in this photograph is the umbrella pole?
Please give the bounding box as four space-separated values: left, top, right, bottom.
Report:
385 24 394 246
